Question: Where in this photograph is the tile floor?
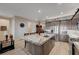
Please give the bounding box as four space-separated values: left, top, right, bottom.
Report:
49 42 69 55
1 39 69 55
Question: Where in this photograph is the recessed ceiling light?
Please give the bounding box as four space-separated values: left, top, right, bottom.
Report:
37 9 41 13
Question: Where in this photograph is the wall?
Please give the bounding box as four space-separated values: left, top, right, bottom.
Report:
9 18 15 38
15 17 37 39
0 19 9 40
0 19 9 31
8 16 46 39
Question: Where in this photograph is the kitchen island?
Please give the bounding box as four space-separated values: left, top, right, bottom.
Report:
67 30 79 55
23 33 55 55
73 42 79 55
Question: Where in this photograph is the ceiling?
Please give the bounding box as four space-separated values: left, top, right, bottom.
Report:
0 3 79 21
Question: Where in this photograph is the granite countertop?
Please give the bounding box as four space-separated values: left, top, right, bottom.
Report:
68 33 79 39
66 30 79 54
24 33 55 46
67 30 79 39
73 42 79 50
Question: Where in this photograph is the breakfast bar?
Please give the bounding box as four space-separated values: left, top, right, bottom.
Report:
23 33 55 55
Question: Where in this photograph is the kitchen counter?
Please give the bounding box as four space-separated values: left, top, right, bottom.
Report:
23 33 55 55
67 30 79 39
73 42 79 55
24 33 55 46
67 30 79 55
73 42 79 50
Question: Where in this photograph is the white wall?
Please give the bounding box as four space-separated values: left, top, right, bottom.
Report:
0 19 9 40
0 19 9 31
14 18 37 39
9 18 15 38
